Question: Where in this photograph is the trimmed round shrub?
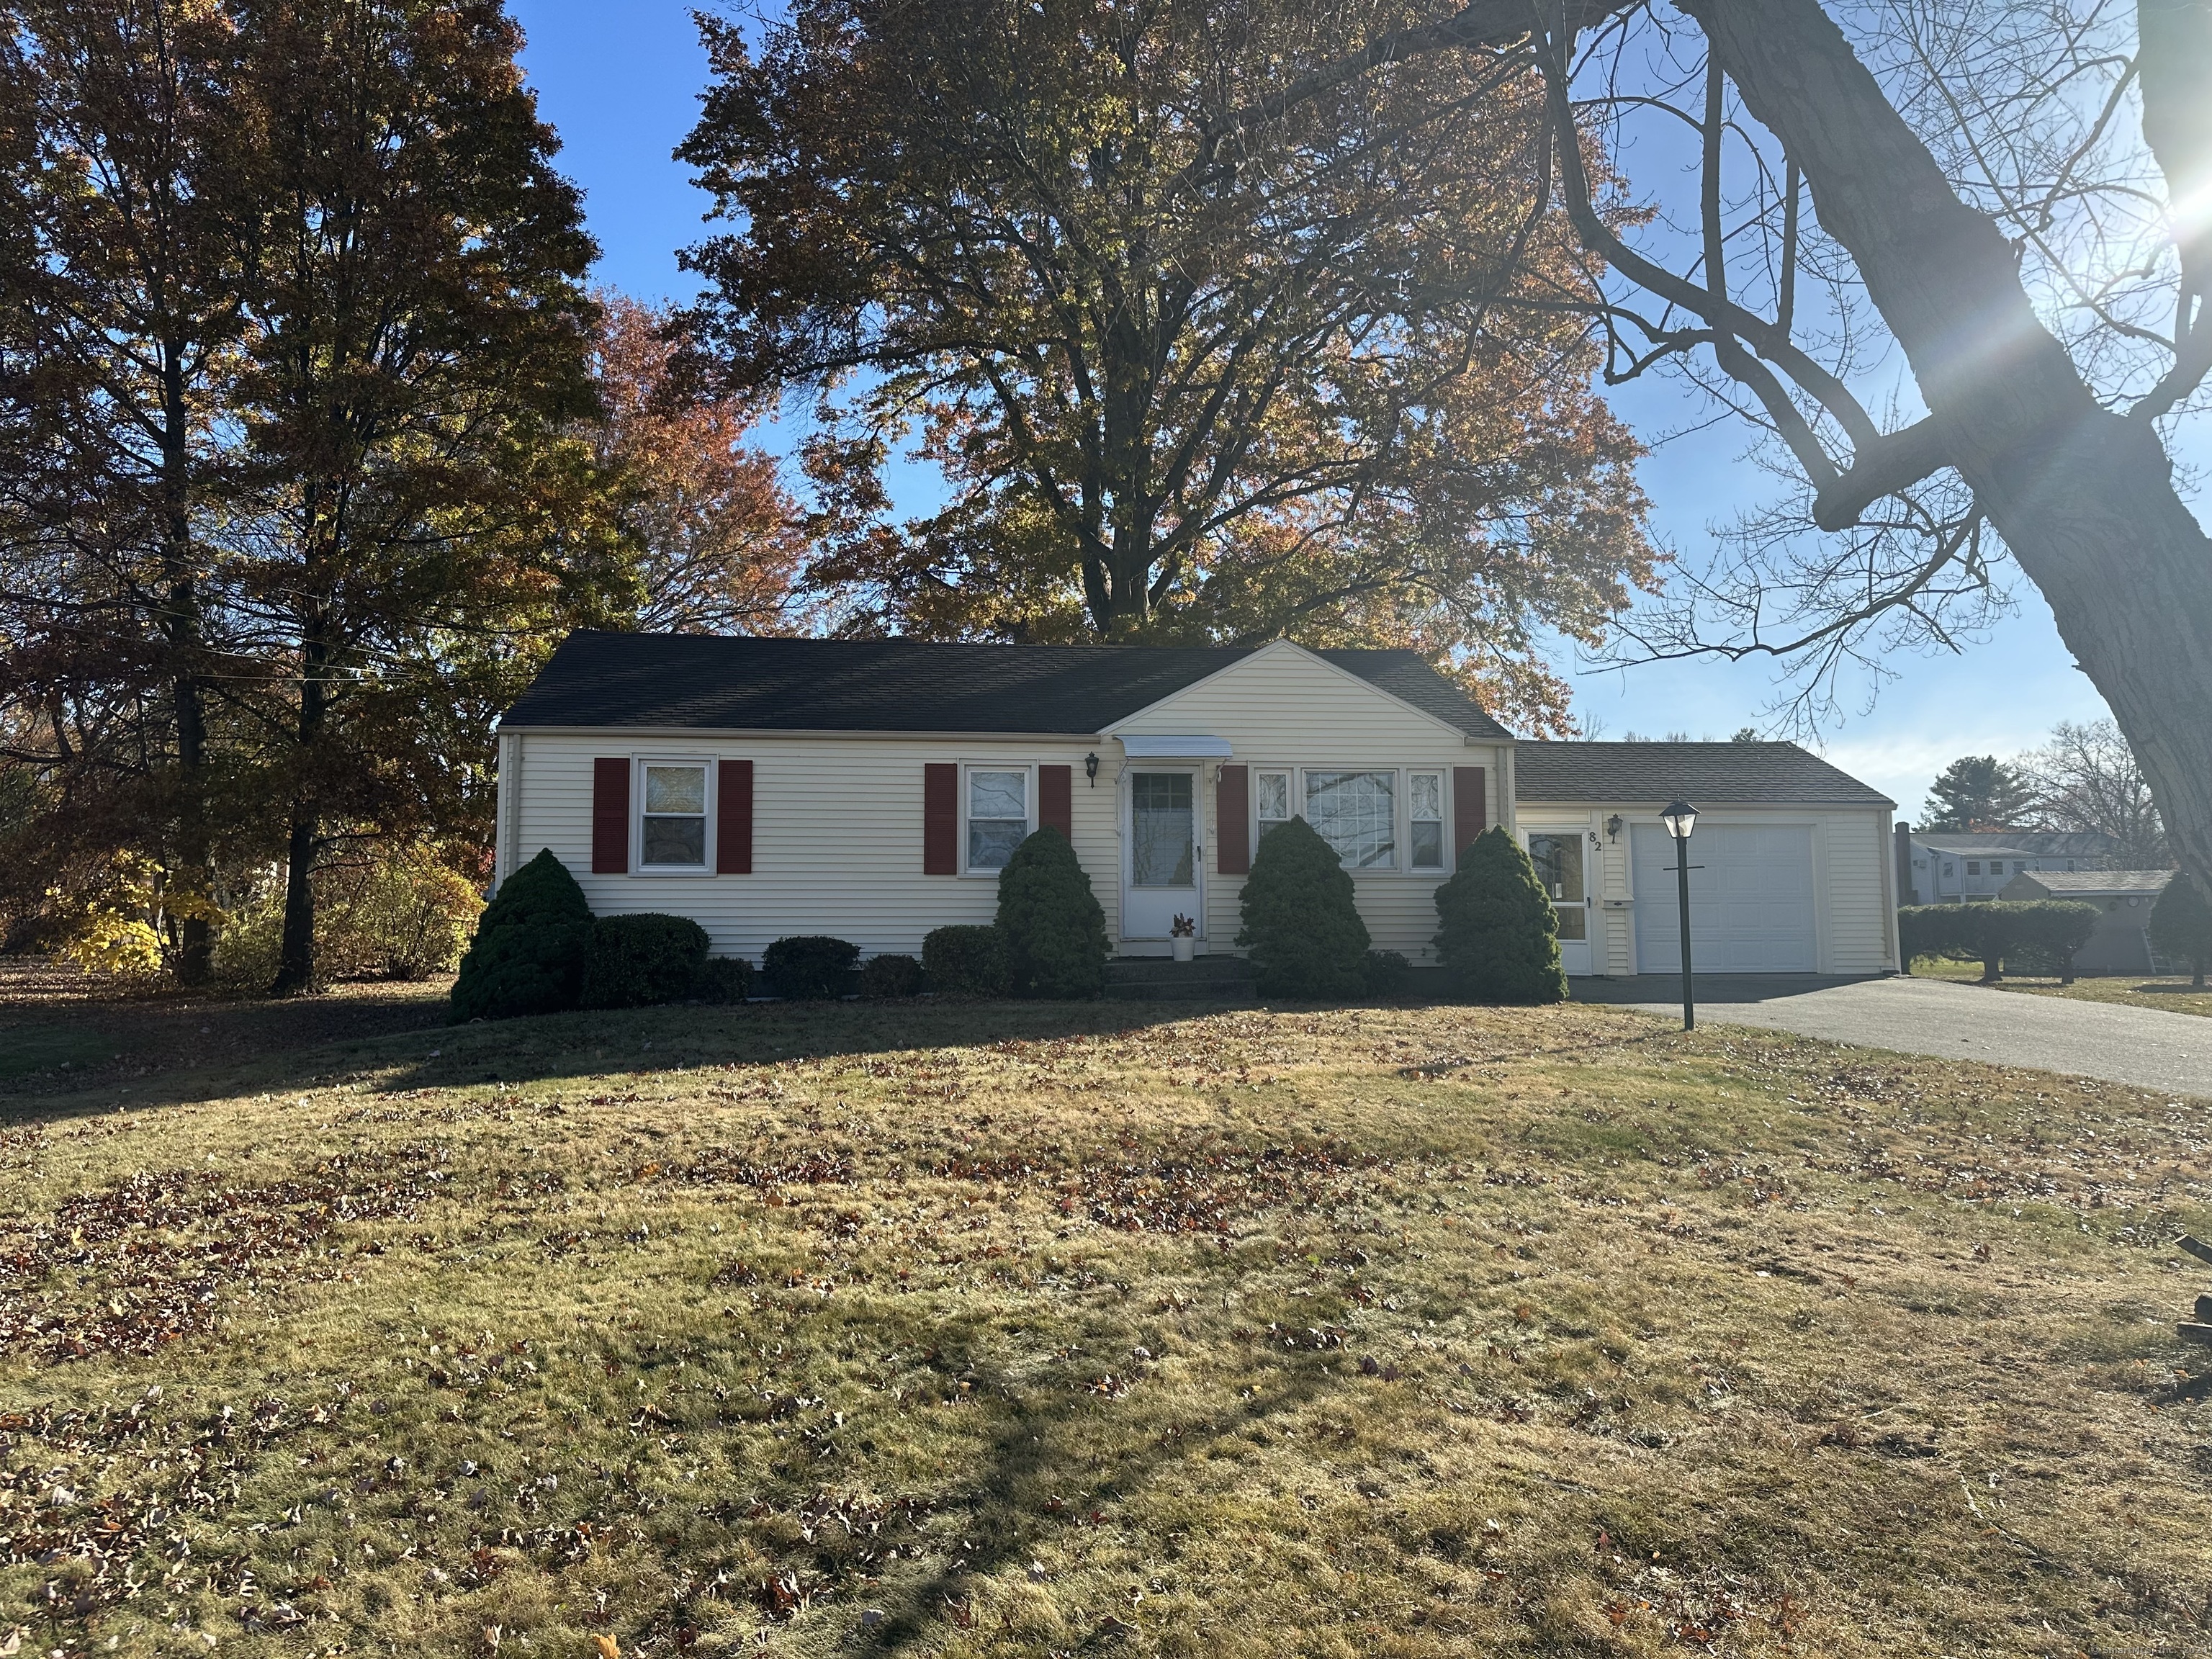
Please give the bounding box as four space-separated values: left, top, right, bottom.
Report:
1235 815 1370 999
581 912 710 1010
1900 901 2098 981
2005 900 2100 981
449 849 592 1022
764 935 859 999
692 956 756 1003
2150 872 2212 988
1431 826 1565 1004
996 827 1109 998
923 924 1011 996
1363 949 1413 998
858 952 925 998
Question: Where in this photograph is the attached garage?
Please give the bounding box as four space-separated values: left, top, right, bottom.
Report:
1631 822 1816 973
1514 741 1899 979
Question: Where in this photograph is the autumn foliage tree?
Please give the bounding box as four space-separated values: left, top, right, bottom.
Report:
0 0 633 987
677 0 1655 729
588 292 811 636
1212 1 2212 901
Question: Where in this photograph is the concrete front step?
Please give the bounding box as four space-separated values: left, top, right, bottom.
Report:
1105 955 1258 1000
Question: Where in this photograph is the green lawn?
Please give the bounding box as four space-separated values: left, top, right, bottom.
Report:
3 986 2209 1658
1910 955 2212 1018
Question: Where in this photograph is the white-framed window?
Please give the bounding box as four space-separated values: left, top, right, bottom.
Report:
1966 860 1981 876
1254 770 1292 843
639 760 710 869
1305 770 1395 869
965 765 1032 873
1408 771 1446 871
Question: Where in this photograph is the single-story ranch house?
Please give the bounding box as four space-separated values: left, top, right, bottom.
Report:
493 631 1902 979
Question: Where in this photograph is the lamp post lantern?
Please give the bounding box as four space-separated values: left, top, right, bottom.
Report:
1658 799 1699 1030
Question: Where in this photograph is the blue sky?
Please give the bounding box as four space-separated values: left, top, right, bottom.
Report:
510 0 2205 819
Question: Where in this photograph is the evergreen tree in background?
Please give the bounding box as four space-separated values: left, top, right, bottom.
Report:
1923 756 2040 832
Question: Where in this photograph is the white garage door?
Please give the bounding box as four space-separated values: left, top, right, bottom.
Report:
1633 823 1817 973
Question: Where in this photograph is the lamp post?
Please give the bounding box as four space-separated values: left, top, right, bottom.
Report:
1658 799 1699 1030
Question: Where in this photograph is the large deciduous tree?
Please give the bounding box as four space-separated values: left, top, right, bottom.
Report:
677 0 1655 729
588 293 813 637
2021 719 2167 868
0 0 258 979
1223 0 2212 898
222 0 615 994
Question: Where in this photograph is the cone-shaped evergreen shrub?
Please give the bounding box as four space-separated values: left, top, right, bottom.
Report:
1432 826 1566 1004
2150 872 2212 988
1235 816 1369 998
448 849 592 1022
995 827 1108 997
580 912 710 1009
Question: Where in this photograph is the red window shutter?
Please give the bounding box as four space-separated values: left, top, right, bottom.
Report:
1215 764 1250 875
923 763 958 875
1039 764 1072 840
716 758 753 874
591 757 630 874
1452 766 1487 862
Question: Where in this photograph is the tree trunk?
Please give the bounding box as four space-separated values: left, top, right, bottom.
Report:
160 348 215 984
271 814 318 996
1684 0 2212 898
269 629 328 997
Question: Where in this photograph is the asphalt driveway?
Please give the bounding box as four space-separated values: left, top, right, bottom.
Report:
1572 973 2212 1098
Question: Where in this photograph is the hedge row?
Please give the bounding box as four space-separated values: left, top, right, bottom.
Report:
1899 900 2101 981
454 817 1575 1021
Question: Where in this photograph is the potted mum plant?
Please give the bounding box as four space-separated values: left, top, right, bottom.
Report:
1170 912 1197 963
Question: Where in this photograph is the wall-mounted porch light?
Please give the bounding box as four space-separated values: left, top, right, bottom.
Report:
1604 814 1624 842
1084 751 1100 786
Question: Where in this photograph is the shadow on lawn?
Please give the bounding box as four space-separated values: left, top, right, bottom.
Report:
866 1362 1340 1653
0 986 1262 1125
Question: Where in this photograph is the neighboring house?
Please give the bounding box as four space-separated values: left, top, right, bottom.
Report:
492 631 1902 977
1899 830 2118 904
1995 868 2175 974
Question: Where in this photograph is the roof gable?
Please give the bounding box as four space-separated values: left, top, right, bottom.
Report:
497 631 1514 742
1105 639 1506 745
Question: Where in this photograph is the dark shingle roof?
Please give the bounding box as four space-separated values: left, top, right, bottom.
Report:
2002 869 2172 896
498 631 1514 742
1514 741 1892 806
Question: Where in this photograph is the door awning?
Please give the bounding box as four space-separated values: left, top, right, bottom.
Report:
1115 733 1234 760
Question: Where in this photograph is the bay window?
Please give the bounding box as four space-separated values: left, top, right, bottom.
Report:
1305 770 1395 869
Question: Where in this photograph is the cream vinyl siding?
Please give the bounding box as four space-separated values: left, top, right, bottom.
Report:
1515 801 1897 976
1112 642 1508 961
499 731 1118 960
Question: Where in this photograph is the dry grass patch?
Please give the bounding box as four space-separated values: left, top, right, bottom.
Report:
1 997 2209 1658
1910 956 2212 1018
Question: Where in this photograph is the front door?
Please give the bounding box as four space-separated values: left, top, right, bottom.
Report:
1123 769 1202 941
1527 830 1593 976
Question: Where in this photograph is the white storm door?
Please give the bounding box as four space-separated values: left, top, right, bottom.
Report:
1633 822 1816 973
1526 829 1593 976
1123 769 1202 939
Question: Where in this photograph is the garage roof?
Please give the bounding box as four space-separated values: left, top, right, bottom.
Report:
1515 741 1893 806
498 631 1514 742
